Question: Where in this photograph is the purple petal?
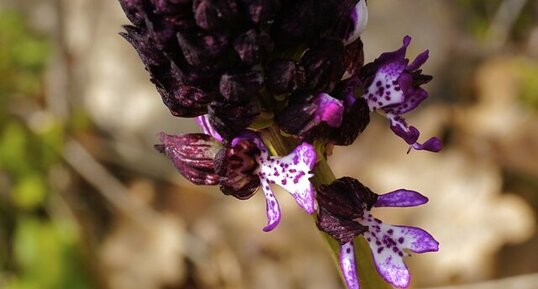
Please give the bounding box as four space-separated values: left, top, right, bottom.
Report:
359 214 439 288
411 136 442 153
258 142 317 214
316 93 345 128
260 177 282 232
340 242 360 289
407 50 429 71
389 117 419 145
373 36 411 68
375 190 428 208
196 114 223 142
389 115 441 153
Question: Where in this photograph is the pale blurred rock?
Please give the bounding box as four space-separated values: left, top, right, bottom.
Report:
456 57 538 177
100 215 186 289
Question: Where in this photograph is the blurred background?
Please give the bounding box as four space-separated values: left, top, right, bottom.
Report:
0 0 537 289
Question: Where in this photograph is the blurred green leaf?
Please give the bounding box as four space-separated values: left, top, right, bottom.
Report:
516 59 538 112
0 122 30 175
12 175 47 210
10 217 91 289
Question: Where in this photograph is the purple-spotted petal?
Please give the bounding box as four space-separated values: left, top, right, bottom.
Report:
233 133 317 230
260 177 282 232
257 142 317 214
196 114 223 142
359 214 439 288
340 242 360 289
375 189 428 208
387 75 429 115
363 59 407 112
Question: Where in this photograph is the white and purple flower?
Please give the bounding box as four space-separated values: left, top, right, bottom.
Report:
316 177 439 289
360 36 441 152
157 129 317 232
232 132 317 231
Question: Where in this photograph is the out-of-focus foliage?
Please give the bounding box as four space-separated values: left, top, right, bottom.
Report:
516 59 538 112
0 11 49 104
0 10 91 289
455 0 536 42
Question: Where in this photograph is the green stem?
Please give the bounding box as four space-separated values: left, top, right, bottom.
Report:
260 126 392 289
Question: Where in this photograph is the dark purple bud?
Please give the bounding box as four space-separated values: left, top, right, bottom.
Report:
317 208 368 245
151 0 192 14
240 0 280 23
219 70 264 102
329 79 370 146
215 139 261 199
300 38 345 92
265 59 305 95
233 29 274 64
193 0 239 30
316 177 378 244
208 100 260 141
276 92 344 141
121 26 212 117
155 133 221 185
272 0 318 47
158 84 211 117
177 31 229 66
343 38 364 79
330 97 370 146
121 25 164 67
118 0 146 26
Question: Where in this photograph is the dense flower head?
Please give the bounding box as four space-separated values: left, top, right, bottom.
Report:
119 0 371 143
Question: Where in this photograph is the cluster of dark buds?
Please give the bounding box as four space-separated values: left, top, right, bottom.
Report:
118 0 440 288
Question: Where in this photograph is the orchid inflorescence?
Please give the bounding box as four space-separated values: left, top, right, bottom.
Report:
118 0 440 288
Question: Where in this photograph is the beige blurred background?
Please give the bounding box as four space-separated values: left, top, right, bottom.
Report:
1 1 537 289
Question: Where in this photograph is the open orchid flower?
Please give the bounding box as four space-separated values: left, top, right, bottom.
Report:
360 36 441 152
316 177 439 289
232 133 317 231
157 128 317 232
